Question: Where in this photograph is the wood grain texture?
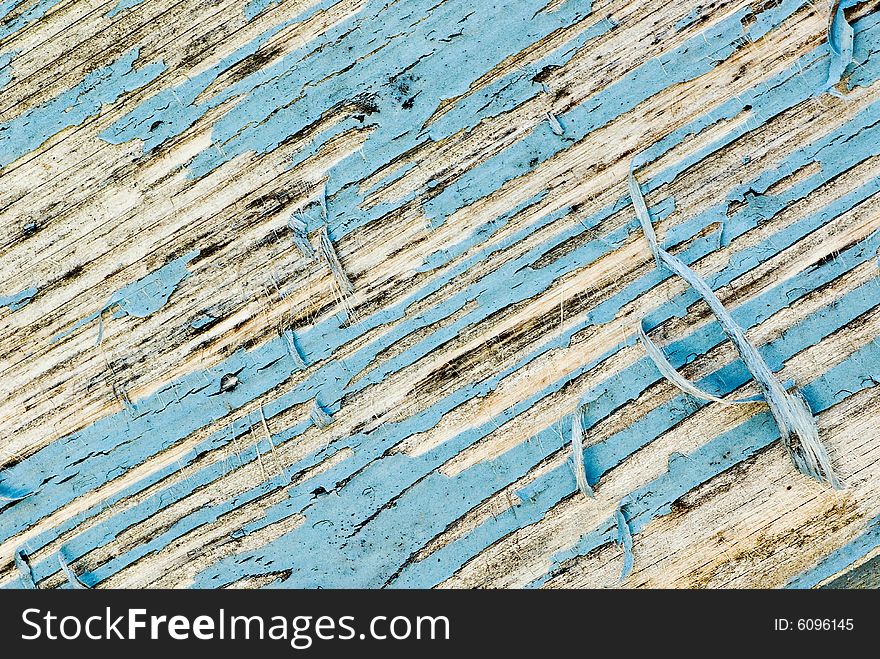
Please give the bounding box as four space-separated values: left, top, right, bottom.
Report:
0 0 879 589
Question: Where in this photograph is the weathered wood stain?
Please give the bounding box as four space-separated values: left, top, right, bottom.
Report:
0 0 879 588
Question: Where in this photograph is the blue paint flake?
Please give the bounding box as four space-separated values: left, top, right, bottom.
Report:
0 285 37 311
108 250 199 319
190 314 216 329
106 0 145 18
820 0 859 96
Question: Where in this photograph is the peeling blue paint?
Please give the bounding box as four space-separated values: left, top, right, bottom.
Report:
3 0 880 590
395 243 880 588
106 0 145 18
820 0 859 96
190 314 216 329
0 48 164 168
51 250 198 343
532 339 880 587
193 225 880 588
0 285 36 311
99 0 340 155
0 0 65 42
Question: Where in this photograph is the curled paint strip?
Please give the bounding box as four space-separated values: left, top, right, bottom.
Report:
546 111 565 136
287 215 316 260
282 329 309 369
15 550 36 589
58 552 88 589
821 0 857 97
570 407 595 498
615 507 634 580
318 225 354 298
310 397 333 429
0 484 34 502
629 163 842 489
219 372 239 393
638 320 765 405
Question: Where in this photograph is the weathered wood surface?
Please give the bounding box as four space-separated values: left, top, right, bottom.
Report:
0 0 879 589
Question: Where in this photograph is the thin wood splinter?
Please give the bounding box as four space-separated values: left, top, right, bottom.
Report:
629 161 842 490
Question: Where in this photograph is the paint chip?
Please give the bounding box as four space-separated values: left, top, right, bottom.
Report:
58 551 88 589
546 111 565 136
820 0 857 97
0 286 37 311
310 397 333 429
282 329 309 369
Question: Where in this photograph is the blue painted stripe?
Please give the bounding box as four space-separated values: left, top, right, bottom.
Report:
787 515 880 589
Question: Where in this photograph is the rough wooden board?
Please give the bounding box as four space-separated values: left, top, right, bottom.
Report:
0 0 879 589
